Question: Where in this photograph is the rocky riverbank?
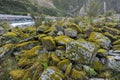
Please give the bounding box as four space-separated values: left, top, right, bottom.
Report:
0 16 120 80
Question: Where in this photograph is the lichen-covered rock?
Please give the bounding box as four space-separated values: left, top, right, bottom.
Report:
97 49 108 57
65 63 72 76
2 32 17 37
57 59 70 71
23 46 41 58
51 53 60 63
106 56 120 72
66 39 98 64
83 66 97 77
103 32 117 41
102 26 120 35
113 39 120 45
41 36 56 50
0 43 14 59
39 66 64 80
92 61 104 71
16 41 39 50
98 71 112 79
55 35 74 46
37 25 49 33
17 58 34 67
9 69 25 80
89 32 111 49
64 28 77 38
71 69 86 80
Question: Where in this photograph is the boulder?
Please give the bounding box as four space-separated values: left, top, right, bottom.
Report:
9 69 25 80
71 69 86 80
57 59 71 71
66 39 98 64
0 43 14 59
39 66 64 80
41 36 56 51
106 56 120 72
55 35 74 46
64 28 77 38
16 41 39 51
89 32 111 49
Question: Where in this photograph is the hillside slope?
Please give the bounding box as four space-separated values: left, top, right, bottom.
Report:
0 0 120 16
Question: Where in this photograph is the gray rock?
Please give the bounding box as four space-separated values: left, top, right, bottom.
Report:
39 66 64 80
64 28 77 37
66 39 98 64
89 32 111 49
89 78 105 80
0 27 6 35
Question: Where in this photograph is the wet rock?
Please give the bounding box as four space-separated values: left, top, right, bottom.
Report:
64 28 77 38
41 36 56 51
71 69 86 80
89 32 111 49
55 35 74 46
39 66 64 80
66 39 98 64
57 59 70 71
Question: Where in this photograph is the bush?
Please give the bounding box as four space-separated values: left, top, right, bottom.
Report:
85 0 102 17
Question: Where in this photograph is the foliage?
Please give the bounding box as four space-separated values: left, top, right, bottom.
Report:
85 0 102 17
88 67 97 77
105 10 116 16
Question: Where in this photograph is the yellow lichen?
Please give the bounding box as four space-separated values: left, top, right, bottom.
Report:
9 69 25 79
97 49 107 56
23 46 41 58
17 58 34 67
57 59 70 71
41 36 56 50
16 41 38 47
3 32 17 37
92 61 104 71
65 63 72 76
55 35 74 45
71 69 86 79
51 53 60 63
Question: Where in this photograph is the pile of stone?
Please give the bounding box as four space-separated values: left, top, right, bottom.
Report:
0 16 120 80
